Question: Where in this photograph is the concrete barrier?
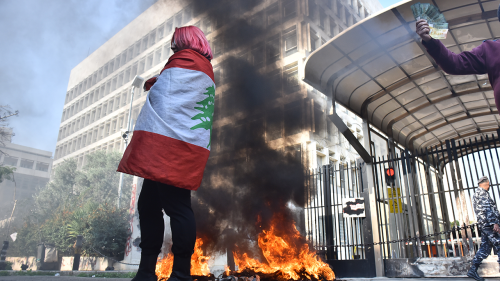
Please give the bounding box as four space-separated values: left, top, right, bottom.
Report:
384 255 500 278
60 256 114 271
5 256 38 271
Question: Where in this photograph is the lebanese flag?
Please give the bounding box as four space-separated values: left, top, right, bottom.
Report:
117 49 215 191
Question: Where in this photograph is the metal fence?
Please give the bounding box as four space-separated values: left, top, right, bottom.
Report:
305 163 366 261
304 131 500 263
372 133 500 259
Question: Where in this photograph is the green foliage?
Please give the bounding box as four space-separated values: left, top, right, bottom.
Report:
8 151 133 258
190 85 215 148
0 165 15 184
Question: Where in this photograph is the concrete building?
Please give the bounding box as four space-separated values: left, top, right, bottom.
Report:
54 0 384 273
54 0 383 171
0 132 53 227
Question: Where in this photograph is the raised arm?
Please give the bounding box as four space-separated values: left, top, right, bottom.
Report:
416 19 487 76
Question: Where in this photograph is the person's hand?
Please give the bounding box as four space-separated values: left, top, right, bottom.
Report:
416 19 432 42
494 224 500 233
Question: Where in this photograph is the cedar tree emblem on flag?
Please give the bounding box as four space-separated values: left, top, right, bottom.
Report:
190 85 215 148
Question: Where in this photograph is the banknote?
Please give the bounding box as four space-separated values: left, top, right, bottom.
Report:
411 2 449 39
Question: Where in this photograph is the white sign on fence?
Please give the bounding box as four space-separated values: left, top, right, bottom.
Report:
342 198 366 218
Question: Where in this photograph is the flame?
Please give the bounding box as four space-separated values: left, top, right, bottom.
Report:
156 238 211 280
233 215 335 281
191 238 211 276
156 252 173 280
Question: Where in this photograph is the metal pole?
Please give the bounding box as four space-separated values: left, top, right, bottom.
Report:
118 86 135 208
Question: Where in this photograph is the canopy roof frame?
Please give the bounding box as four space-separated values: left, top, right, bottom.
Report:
304 0 500 152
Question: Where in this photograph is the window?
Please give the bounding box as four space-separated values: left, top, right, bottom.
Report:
154 48 162 66
138 58 145 75
285 100 302 136
111 76 117 92
157 25 165 41
126 46 134 63
121 51 128 65
267 3 280 27
345 7 351 25
117 72 124 88
3 156 18 166
122 92 128 106
20 159 34 169
214 68 221 85
308 0 318 23
149 30 156 48
266 107 283 141
202 18 213 34
141 35 149 53
337 1 342 17
329 16 337 36
320 10 327 28
165 18 173 34
36 162 49 172
146 53 154 70
310 28 320 51
283 0 297 19
283 26 297 56
212 36 222 58
251 11 265 29
163 42 171 61
175 12 183 27
251 44 264 67
314 102 326 136
183 5 192 24
284 62 299 93
266 35 280 63
124 67 131 83
269 69 281 100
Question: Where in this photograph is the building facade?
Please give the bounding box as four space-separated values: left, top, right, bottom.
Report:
54 0 382 171
0 133 53 228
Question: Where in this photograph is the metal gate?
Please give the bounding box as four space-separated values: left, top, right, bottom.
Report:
305 163 376 278
371 132 500 260
305 130 500 277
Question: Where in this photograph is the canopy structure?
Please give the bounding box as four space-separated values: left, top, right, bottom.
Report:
304 0 499 152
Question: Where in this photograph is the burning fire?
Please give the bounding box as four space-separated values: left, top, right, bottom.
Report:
156 238 211 280
233 215 335 281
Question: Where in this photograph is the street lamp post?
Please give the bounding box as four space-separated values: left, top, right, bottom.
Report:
118 75 144 208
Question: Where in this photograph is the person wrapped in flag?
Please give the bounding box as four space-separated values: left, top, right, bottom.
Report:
118 26 215 281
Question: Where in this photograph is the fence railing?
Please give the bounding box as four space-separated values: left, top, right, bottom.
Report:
305 163 365 261
305 132 500 261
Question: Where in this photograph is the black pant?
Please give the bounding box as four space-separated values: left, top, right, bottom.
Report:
472 226 500 265
138 179 196 277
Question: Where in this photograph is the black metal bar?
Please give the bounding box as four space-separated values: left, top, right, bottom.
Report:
323 165 335 260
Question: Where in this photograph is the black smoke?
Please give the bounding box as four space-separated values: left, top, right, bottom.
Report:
187 0 307 257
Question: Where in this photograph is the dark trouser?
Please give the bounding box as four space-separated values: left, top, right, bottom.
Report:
138 179 196 278
472 226 500 265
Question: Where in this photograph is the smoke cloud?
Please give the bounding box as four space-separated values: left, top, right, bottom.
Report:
187 0 307 257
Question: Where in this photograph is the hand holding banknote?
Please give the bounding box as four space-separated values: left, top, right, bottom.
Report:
416 19 432 42
411 2 448 40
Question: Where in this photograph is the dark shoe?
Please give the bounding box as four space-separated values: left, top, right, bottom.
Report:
132 254 158 281
467 264 485 281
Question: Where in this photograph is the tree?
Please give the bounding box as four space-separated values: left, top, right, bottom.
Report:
8 151 133 257
0 105 19 152
190 85 215 148
0 105 18 185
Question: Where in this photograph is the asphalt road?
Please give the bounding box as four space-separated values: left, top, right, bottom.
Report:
2 277 500 281
0 277 130 281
